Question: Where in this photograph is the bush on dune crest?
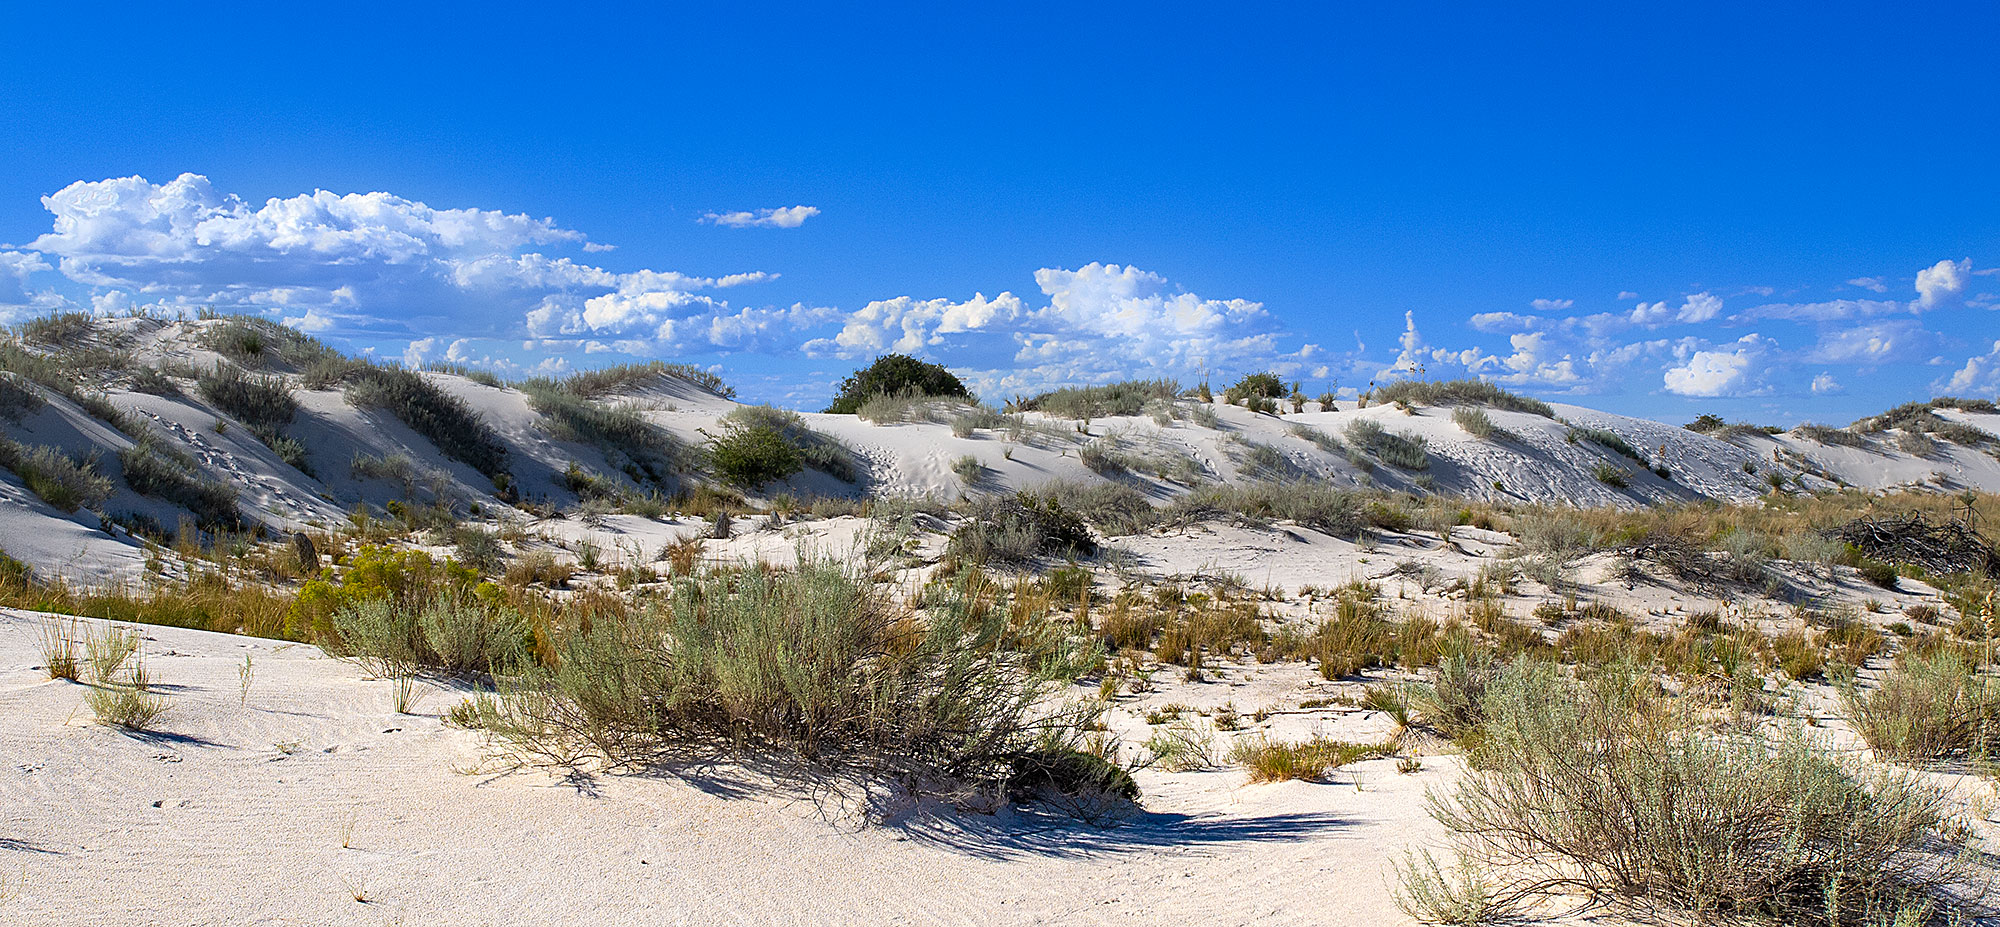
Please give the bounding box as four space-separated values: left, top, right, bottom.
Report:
1371 379 1555 418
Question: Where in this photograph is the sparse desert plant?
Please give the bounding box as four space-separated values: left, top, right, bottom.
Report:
551 360 733 399
1020 379 1180 419
948 491 1098 562
1371 379 1555 417
1592 462 1630 488
196 363 298 431
1395 850 1505 925
1570 426 1645 462
1288 422 1343 454
1142 718 1218 771
523 380 684 490
1450 407 1496 439
119 431 241 528
1843 648 2000 762
0 438 114 513
1345 419 1430 470
1422 659 1981 924
238 654 254 706
344 363 509 483
951 454 983 484
85 624 141 683
38 615 80 680
83 634 170 730
473 562 1100 802
1229 735 1392 782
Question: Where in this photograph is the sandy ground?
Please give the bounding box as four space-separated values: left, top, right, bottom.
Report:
0 609 1459 927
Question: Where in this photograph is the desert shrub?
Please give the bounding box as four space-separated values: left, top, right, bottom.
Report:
1570 426 1645 461
0 371 45 420
1346 419 1430 470
119 433 240 528
1288 423 1343 454
1235 440 1303 481
1034 480 1157 536
0 439 113 512
290 545 481 643
949 492 1097 563
200 316 342 370
0 342 135 434
503 550 575 589
1187 404 1220 429
1854 399 2000 447
1450 407 1496 439
1424 660 1982 924
1895 431 1939 457
1078 440 1126 476
1220 372 1285 405
1409 647 1507 741
1229 735 1392 782
1592 462 1630 488
126 365 181 398
950 405 1005 437
521 381 683 488
1007 746 1140 810
197 363 298 431
951 454 983 484
1143 718 1219 771
1022 379 1179 419
1795 423 1866 448
824 354 969 414
17 311 96 347
706 422 804 489
473 563 1099 800
84 652 170 729
1371 379 1555 417
723 404 862 483
344 364 508 482
553 360 733 399
453 528 505 572
1843 649 2000 762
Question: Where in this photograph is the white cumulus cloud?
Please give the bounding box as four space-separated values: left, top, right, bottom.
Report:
1663 334 1774 397
701 206 820 229
1914 258 1971 310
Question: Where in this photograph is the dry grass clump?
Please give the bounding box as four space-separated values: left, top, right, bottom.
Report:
948 491 1098 563
523 381 683 490
196 363 298 431
82 624 171 729
1346 419 1431 470
1844 648 2000 762
118 429 241 528
1450 407 1499 440
465 563 1105 803
343 363 509 485
38 614 80 680
1796 423 1868 448
549 360 733 399
1409 659 1984 925
1229 735 1393 782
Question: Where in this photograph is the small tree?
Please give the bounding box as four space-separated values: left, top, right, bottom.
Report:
824 354 969 414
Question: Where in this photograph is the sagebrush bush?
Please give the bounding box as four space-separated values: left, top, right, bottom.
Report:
1422 659 1981 924
471 563 1101 801
1844 648 2000 762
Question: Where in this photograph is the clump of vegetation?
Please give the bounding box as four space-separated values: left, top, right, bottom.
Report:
1450 406 1499 439
1033 481 1157 536
467 564 1102 804
16 311 97 347
1288 423 1343 454
706 421 804 489
1795 423 1868 448
1852 398 1998 447
949 491 1098 562
551 360 733 399
721 404 862 483
197 363 299 433
1221 372 1285 405
343 363 509 484
1345 419 1431 470
0 438 113 512
82 625 171 730
1229 735 1392 782
1568 426 1645 461
119 430 240 528
1162 482 1385 537
1843 648 2000 762
521 379 682 490
201 316 344 370
1592 462 1630 489
1411 659 1981 925
1019 379 1179 420
1371 379 1555 418
824 354 969 414
951 454 983 484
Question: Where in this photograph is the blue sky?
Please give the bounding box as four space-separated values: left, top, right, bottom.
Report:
2 2 1996 423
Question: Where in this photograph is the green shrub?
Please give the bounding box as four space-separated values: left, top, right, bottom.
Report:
0 439 113 512
1229 735 1392 782
824 354 969 414
1346 419 1430 470
721 404 861 482
1592 462 1630 488
1288 423 1343 454
1222 371 1284 404
16 311 96 347
1162 482 1374 537
1033 480 1157 536
706 422 804 489
551 360 733 399
951 454 983 484
1451 407 1496 439
1570 426 1645 461
1795 423 1867 448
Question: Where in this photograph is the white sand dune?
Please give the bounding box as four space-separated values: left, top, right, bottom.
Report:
0 610 1453 926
